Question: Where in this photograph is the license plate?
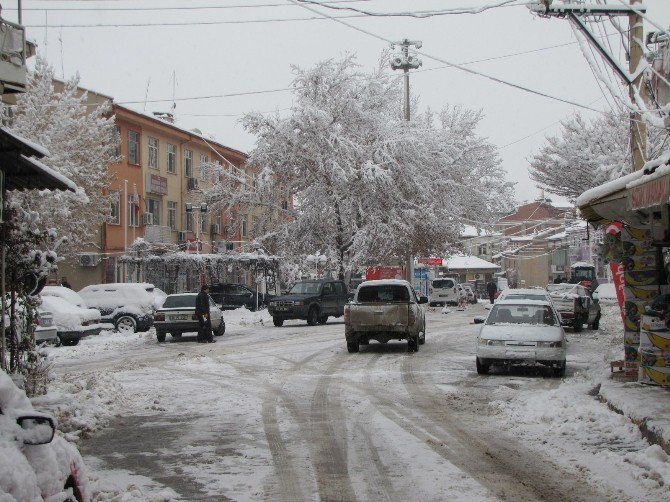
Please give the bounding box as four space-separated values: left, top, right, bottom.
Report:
275 307 288 311
171 315 188 321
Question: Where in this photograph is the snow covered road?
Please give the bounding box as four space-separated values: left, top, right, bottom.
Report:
43 304 670 501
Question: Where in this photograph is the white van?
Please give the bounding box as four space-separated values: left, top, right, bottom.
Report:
428 277 460 307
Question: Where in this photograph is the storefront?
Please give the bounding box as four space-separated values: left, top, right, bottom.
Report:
577 161 670 387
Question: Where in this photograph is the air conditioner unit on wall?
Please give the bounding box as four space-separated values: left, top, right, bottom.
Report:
78 253 101 267
187 177 198 190
142 213 154 226
177 231 187 243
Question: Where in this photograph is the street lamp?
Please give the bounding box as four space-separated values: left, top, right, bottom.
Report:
306 252 327 278
185 202 208 254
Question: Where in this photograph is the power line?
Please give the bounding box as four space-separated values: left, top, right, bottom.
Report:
10 0 369 11
287 0 608 114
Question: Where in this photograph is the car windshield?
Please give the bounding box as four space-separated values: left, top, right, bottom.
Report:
289 282 321 295
358 285 410 302
486 304 557 326
432 279 453 289
162 295 196 308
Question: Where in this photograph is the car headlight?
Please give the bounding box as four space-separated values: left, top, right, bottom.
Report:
537 341 563 348
294 300 304 306
269 301 277 307
479 338 504 346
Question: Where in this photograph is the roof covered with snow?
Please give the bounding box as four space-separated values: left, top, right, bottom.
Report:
443 255 500 270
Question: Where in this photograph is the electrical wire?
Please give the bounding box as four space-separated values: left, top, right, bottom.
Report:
9 1 370 12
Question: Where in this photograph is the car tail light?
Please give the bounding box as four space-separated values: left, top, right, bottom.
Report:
191 314 199 320
81 320 90 326
344 305 350 324
154 314 165 322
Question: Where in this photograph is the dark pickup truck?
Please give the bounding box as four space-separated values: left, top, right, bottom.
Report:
267 279 350 327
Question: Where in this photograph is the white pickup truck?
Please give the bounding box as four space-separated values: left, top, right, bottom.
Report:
344 279 428 353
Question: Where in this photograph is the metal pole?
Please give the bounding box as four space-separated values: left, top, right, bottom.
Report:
18 0 22 24
123 180 128 282
629 0 646 172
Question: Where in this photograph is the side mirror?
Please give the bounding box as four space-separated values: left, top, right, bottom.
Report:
473 316 486 324
418 295 428 304
17 415 56 445
347 292 355 301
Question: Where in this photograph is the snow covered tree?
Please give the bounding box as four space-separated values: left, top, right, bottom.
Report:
529 111 670 201
241 54 514 279
5 58 120 255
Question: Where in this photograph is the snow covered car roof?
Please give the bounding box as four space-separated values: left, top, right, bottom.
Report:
358 279 411 287
41 285 89 308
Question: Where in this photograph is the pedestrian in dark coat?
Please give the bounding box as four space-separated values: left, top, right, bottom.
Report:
195 284 215 343
486 280 498 304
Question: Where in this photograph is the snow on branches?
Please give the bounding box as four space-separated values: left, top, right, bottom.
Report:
5 58 120 255
241 54 513 278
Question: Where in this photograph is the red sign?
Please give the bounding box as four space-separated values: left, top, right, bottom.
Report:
609 262 626 324
419 258 443 266
629 174 670 210
366 266 405 281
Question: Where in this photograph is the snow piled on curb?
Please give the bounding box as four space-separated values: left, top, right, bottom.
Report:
490 305 670 499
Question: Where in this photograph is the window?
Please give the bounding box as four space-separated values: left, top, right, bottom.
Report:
127 130 140 165
185 209 193 231
148 137 158 169
128 195 139 227
167 201 177 230
184 150 193 177
199 154 208 179
109 191 120 225
241 215 248 237
111 126 121 158
281 200 288 211
200 213 207 233
145 198 160 226
167 144 176 173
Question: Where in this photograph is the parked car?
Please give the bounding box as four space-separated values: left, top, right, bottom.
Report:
476 299 567 377
344 279 427 353
208 283 265 311
78 282 166 333
39 295 102 346
428 277 460 307
593 282 618 305
153 293 226 342
547 283 601 331
0 370 88 501
461 284 477 304
267 279 350 327
2 309 58 345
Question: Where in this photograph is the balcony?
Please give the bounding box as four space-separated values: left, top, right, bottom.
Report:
0 18 29 93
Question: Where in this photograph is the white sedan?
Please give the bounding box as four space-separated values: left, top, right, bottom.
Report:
39 296 103 346
476 299 566 377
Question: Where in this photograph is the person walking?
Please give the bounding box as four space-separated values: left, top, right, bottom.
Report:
195 284 215 343
486 280 498 305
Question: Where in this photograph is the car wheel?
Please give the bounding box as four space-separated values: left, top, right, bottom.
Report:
419 324 426 345
306 307 319 326
116 315 137 334
347 341 359 353
476 357 490 375
553 360 566 378
317 315 328 324
59 336 79 347
214 321 226 336
590 312 601 330
156 331 166 343
273 317 284 327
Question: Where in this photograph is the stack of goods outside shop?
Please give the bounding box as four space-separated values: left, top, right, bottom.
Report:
602 222 670 385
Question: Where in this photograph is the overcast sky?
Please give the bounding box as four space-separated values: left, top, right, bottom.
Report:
7 0 670 207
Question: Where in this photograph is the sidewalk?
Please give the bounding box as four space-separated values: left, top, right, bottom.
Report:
598 375 670 454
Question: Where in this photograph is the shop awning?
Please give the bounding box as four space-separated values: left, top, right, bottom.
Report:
576 158 670 227
0 127 76 192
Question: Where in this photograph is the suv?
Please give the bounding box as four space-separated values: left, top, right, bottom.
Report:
208 283 265 311
78 283 167 333
267 279 350 327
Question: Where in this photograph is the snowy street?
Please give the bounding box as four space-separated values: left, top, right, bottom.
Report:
39 305 669 501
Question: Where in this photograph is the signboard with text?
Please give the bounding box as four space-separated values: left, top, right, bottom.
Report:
629 174 670 210
146 173 168 196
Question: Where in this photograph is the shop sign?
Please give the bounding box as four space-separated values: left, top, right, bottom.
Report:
629 174 670 210
419 258 443 266
146 173 168 196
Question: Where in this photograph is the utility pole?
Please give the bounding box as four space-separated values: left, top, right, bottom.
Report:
530 0 648 172
390 39 422 285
